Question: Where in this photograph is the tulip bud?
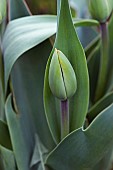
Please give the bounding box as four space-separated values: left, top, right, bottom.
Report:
88 0 113 23
0 0 6 24
49 49 77 101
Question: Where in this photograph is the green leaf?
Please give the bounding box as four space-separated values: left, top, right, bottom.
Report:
85 35 100 59
0 0 6 24
87 91 113 122
106 15 113 92
0 145 16 170
3 15 57 92
5 94 35 170
8 0 31 20
92 149 112 170
87 46 100 103
11 40 56 150
44 0 89 143
30 134 48 170
2 15 98 94
73 19 99 27
0 49 5 120
0 120 12 150
46 104 113 170
8 0 55 152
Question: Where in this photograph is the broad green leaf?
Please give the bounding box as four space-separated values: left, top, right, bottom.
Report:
92 149 112 170
2 15 98 93
5 95 35 170
8 0 31 20
0 120 12 150
88 91 113 122
10 40 56 150
4 0 56 151
44 0 89 143
3 15 57 92
46 104 113 170
0 145 16 170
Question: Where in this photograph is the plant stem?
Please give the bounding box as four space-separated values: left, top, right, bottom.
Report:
61 99 69 140
95 22 109 101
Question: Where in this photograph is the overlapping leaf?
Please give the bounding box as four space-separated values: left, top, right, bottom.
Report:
88 91 113 122
44 0 89 143
11 40 56 150
0 146 16 170
5 95 34 170
46 104 113 170
3 15 57 91
7 0 56 152
2 15 98 93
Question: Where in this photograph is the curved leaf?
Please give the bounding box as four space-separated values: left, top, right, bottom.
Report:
46 104 113 170
0 146 16 170
73 19 99 27
85 35 100 59
2 15 57 91
11 40 56 150
44 0 89 143
87 45 100 103
2 15 98 93
5 95 35 170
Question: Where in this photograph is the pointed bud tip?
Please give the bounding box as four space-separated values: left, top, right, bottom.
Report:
49 49 77 100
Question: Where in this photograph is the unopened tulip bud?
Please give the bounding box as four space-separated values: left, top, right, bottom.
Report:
88 0 113 23
49 49 77 101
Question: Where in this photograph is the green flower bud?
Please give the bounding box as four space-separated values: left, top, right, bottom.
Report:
88 0 113 22
0 0 6 24
49 49 77 101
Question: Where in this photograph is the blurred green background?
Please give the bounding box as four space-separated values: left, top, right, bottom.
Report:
25 0 57 14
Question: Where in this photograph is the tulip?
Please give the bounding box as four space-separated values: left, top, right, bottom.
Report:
49 48 77 101
88 0 113 23
49 48 77 139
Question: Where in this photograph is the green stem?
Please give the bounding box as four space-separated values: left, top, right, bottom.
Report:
95 22 109 101
61 99 69 140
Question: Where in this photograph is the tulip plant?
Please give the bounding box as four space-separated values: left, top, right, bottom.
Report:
0 0 113 169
